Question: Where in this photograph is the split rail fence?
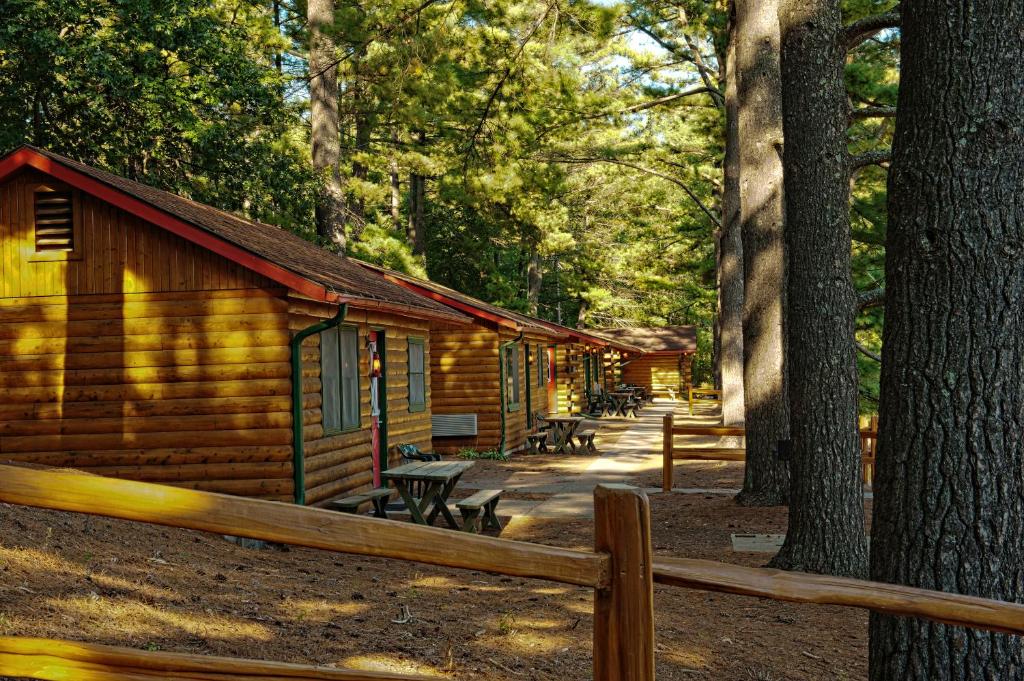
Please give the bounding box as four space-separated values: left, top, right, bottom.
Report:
662 414 880 492
1 463 1023 681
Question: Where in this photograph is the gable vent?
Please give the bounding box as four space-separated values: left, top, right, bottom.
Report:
34 190 75 252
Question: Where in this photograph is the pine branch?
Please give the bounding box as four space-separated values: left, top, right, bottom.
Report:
850 149 892 171
857 287 885 310
850 106 897 120
844 10 901 50
856 343 882 363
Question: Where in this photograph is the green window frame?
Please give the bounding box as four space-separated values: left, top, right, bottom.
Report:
505 344 521 412
536 344 545 387
408 337 426 413
320 324 361 433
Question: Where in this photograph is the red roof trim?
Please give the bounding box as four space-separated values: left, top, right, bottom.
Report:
0 148 341 304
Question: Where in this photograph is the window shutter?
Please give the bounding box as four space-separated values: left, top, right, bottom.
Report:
408 338 425 412
34 189 74 251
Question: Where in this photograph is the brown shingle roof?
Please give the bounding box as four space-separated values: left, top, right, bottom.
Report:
593 326 697 353
14 146 467 323
357 262 565 338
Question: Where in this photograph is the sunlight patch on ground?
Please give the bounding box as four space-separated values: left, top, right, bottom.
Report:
48 595 274 642
277 597 369 623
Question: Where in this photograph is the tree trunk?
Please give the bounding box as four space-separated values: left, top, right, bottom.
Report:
349 62 371 241
389 130 402 232
769 0 867 576
734 0 788 504
407 132 427 256
527 246 542 315
869 0 1024 676
308 0 346 249
719 1 745 428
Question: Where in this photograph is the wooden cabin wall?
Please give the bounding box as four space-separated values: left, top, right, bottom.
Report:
292 298 433 505
602 349 622 390
427 323 500 454
621 354 692 398
555 343 585 414
0 171 294 499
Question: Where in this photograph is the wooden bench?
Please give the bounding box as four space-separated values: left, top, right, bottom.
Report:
575 424 599 453
326 487 393 518
526 432 549 454
456 489 503 533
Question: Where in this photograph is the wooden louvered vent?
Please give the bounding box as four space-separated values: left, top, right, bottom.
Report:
34 189 75 252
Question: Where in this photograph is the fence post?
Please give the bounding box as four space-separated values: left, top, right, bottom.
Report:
662 413 673 493
593 484 656 681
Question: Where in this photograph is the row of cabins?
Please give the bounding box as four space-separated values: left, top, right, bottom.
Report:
0 146 696 505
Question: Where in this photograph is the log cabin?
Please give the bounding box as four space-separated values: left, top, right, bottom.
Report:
356 264 574 454
0 146 471 505
592 326 697 398
357 266 643 453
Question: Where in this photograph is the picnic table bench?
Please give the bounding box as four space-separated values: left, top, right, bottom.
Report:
381 460 474 529
456 489 503 533
575 422 599 453
326 487 393 518
542 415 584 454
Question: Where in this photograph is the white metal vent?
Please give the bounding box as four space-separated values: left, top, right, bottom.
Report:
432 413 478 437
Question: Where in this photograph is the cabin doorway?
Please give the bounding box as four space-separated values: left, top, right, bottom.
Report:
546 346 557 413
368 330 388 486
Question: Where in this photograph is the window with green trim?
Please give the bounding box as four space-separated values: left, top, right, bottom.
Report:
505 344 521 411
321 325 361 432
408 337 426 412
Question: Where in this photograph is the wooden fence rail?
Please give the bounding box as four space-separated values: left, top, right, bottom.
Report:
0 637 430 681
662 414 879 492
2 462 1023 681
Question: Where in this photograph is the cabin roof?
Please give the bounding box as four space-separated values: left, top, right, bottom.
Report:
592 326 698 354
0 146 470 324
357 262 567 339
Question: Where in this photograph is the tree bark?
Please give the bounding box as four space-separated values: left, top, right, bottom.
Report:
869 0 1024 677
389 130 402 232
308 0 346 249
770 0 867 576
719 2 745 427
527 245 542 316
407 132 427 256
734 0 789 504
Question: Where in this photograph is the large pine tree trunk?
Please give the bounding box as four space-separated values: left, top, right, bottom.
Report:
869 0 1024 676
308 0 346 249
769 0 867 575
734 0 788 504
719 2 745 428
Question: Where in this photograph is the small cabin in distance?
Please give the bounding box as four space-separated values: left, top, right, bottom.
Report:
593 326 697 398
0 146 470 505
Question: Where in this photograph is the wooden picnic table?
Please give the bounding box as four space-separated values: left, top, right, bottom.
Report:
381 460 474 529
541 416 584 454
609 391 637 417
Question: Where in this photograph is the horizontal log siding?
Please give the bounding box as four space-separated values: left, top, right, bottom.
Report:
555 343 587 415
292 299 433 505
429 323 500 454
621 354 692 397
1 170 269 298
0 289 294 500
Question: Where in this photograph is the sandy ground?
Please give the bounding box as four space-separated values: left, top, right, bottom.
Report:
0 404 872 680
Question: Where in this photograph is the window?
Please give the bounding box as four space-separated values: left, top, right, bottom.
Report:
505 344 520 411
30 184 80 261
320 325 361 432
536 345 545 387
408 337 426 413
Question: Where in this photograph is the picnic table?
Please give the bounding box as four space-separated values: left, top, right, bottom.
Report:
542 415 584 454
609 391 637 417
381 460 474 529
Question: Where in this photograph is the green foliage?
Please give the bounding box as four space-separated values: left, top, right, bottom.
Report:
456 448 509 462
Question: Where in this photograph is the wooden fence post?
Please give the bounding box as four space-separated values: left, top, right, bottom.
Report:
593 484 656 681
662 414 673 493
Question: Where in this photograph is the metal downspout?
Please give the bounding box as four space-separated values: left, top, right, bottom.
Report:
290 304 347 505
498 332 525 455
